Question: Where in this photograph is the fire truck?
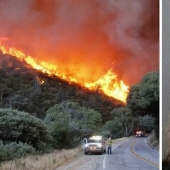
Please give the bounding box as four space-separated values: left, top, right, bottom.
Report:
82 135 106 155
135 130 146 137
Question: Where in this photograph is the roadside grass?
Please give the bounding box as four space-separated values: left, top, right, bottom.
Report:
0 146 82 170
0 137 129 170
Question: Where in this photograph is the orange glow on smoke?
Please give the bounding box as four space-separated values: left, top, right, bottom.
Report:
0 39 129 102
0 1 159 103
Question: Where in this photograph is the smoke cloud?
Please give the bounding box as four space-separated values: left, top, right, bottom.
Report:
0 0 159 85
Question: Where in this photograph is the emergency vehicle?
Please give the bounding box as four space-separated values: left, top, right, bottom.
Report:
82 135 106 155
135 130 145 137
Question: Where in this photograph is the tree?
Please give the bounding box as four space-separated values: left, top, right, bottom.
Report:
44 101 102 148
9 94 29 110
102 119 124 139
127 71 159 138
127 71 159 116
110 107 135 136
137 115 155 133
0 108 52 152
0 83 13 106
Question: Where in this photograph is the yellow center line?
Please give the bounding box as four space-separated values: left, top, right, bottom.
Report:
131 140 159 168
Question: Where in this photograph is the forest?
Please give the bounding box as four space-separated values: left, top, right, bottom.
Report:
0 53 159 161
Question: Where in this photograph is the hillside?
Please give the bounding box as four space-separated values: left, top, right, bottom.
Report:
0 53 124 122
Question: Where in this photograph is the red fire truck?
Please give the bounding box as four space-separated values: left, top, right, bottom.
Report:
135 130 145 137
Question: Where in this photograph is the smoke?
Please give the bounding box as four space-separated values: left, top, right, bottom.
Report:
0 0 159 85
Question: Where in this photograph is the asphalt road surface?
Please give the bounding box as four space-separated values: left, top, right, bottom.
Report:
56 137 159 170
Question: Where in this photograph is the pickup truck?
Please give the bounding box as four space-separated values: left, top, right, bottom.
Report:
82 135 106 155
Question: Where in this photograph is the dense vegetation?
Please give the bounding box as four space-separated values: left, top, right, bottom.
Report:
0 54 159 161
0 54 123 121
44 101 103 149
127 71 159 138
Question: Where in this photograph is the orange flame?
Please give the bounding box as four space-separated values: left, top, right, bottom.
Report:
0 38 129 102
36 76 45 85
85 70 129 102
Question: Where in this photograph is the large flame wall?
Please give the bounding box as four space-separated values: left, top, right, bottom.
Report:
0 0 159 102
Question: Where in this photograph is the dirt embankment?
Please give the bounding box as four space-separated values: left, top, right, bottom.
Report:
146 132 159 151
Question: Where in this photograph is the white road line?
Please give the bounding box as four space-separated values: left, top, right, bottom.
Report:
103 155 106 169
102 139 128 169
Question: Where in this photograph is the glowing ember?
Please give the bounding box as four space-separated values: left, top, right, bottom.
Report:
36 76 45 85
0 38 129 102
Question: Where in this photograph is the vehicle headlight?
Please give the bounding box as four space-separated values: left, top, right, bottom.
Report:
85 144 89 148
97 144 102 148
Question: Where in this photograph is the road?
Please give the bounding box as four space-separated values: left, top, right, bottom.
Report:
56 137 159 170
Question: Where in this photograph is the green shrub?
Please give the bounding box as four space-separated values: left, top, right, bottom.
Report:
0 108 53 152
0 140 35 161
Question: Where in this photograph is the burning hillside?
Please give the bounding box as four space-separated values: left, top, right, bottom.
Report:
0 0 159 103
0 53 125 119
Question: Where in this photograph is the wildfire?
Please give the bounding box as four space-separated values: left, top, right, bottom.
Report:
85 70 129 102
36 76 45 85
0 38 129 102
